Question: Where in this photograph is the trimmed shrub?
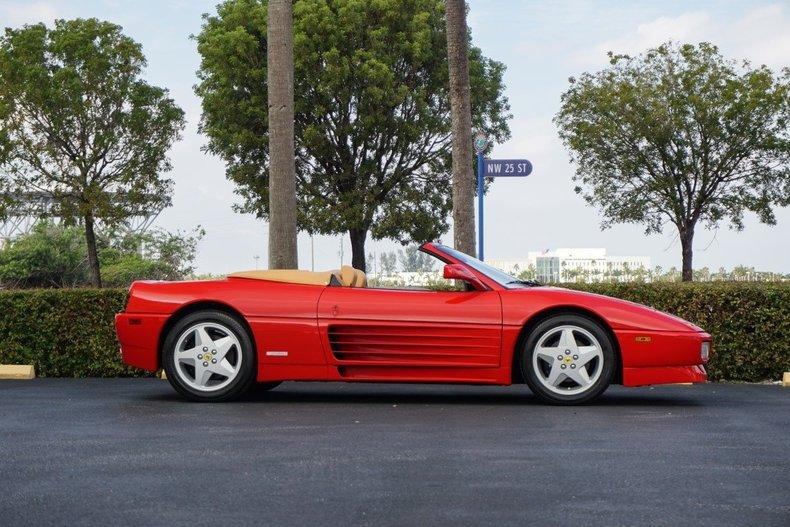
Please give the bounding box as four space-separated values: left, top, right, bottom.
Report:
0 283 787 380
563 282 790 381
0 288 149 377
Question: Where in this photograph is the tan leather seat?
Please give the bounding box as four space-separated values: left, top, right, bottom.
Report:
340 266 356 287
228 269 340 286
340 265 367 287
228 266 365 288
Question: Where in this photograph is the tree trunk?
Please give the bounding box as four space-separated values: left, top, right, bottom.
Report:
680 226 694 282
267 0 298 269
349 228 367 272
84 212 102 288
445 0 476 257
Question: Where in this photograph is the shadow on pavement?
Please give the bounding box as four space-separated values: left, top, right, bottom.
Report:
141 382 703 407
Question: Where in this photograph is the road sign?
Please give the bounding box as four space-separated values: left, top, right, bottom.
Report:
476 154 533 260
473 131 488 154
484 159 533 177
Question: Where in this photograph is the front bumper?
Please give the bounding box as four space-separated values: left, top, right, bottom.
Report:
615 329 710 386
623 364 707 387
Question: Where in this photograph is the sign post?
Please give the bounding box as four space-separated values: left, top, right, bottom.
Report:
472 131 532 261
473 132 488 260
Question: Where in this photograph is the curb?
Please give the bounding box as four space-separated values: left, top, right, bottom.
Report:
0 364 36 380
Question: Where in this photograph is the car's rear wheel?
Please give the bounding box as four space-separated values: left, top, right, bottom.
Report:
162 310 257 402
521 314 615 405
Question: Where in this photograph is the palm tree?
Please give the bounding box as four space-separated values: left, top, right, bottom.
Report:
445 0 476 257
267 0 298 268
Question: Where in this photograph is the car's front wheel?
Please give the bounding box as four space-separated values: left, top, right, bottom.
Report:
162 310 257 402
521 314 616 405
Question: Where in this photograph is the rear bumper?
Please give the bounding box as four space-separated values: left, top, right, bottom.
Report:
115 313 168 372
622 364 707 387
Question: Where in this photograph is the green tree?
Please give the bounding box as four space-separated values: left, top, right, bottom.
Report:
693 266 711 282
0 19 185 287
517 263 537 281
0 222 203 289
101 227 205 287
0 222 88 288
398 245 435 272
664 267 681 282
380 251 398 275
731 265 752 281
555 42 789 281
195 0 510 272
632 264 648 283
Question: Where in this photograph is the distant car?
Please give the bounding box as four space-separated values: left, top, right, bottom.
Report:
115 242 709 404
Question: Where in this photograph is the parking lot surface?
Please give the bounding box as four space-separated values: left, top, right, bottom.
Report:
0 379 788 526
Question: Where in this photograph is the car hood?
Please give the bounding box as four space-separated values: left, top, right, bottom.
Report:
508 286 704 332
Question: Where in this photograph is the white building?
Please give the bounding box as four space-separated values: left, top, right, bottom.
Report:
487 248 651 283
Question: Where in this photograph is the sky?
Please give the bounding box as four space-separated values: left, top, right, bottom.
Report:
1 0 788 274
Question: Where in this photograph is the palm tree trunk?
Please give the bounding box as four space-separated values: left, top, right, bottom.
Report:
446 0 476 257
84 212 102 288
267 0 298 269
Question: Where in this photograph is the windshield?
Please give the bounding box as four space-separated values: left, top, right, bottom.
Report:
432 244 535 288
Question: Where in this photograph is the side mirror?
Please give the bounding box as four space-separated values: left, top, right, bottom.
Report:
443 264 487 291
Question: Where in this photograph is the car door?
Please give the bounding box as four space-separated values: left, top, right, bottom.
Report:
317 286 502 382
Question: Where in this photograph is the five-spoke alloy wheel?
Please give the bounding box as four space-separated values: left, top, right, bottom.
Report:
163 310 257 401
521 314 616 404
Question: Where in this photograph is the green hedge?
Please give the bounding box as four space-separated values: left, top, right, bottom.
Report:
0 288 149 378
0 283 788 381
563 282 790 381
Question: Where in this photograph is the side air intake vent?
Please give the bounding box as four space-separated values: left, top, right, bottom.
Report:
327 324 499 367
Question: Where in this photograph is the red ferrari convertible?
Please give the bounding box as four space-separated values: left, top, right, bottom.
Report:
115 242 710 404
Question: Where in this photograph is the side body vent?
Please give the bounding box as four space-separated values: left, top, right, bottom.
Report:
327 324 500 368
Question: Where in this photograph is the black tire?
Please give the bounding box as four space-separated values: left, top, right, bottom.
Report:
162 310 257 402
520 314 615 405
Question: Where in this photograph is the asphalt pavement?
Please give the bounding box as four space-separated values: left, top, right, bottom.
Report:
0 379 788 526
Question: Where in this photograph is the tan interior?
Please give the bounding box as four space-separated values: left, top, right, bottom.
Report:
340 265 356 287
228 269 339 286
228 266 367 287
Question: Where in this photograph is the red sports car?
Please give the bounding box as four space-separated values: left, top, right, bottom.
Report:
115 242 710 404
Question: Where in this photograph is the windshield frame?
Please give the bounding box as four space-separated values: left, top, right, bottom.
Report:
425 243 533 289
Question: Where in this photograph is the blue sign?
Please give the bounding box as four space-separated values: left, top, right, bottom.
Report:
476 155 533 260
484 159 533 177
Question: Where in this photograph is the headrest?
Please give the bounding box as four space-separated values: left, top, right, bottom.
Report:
338 265 367 287
340 265 357 287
